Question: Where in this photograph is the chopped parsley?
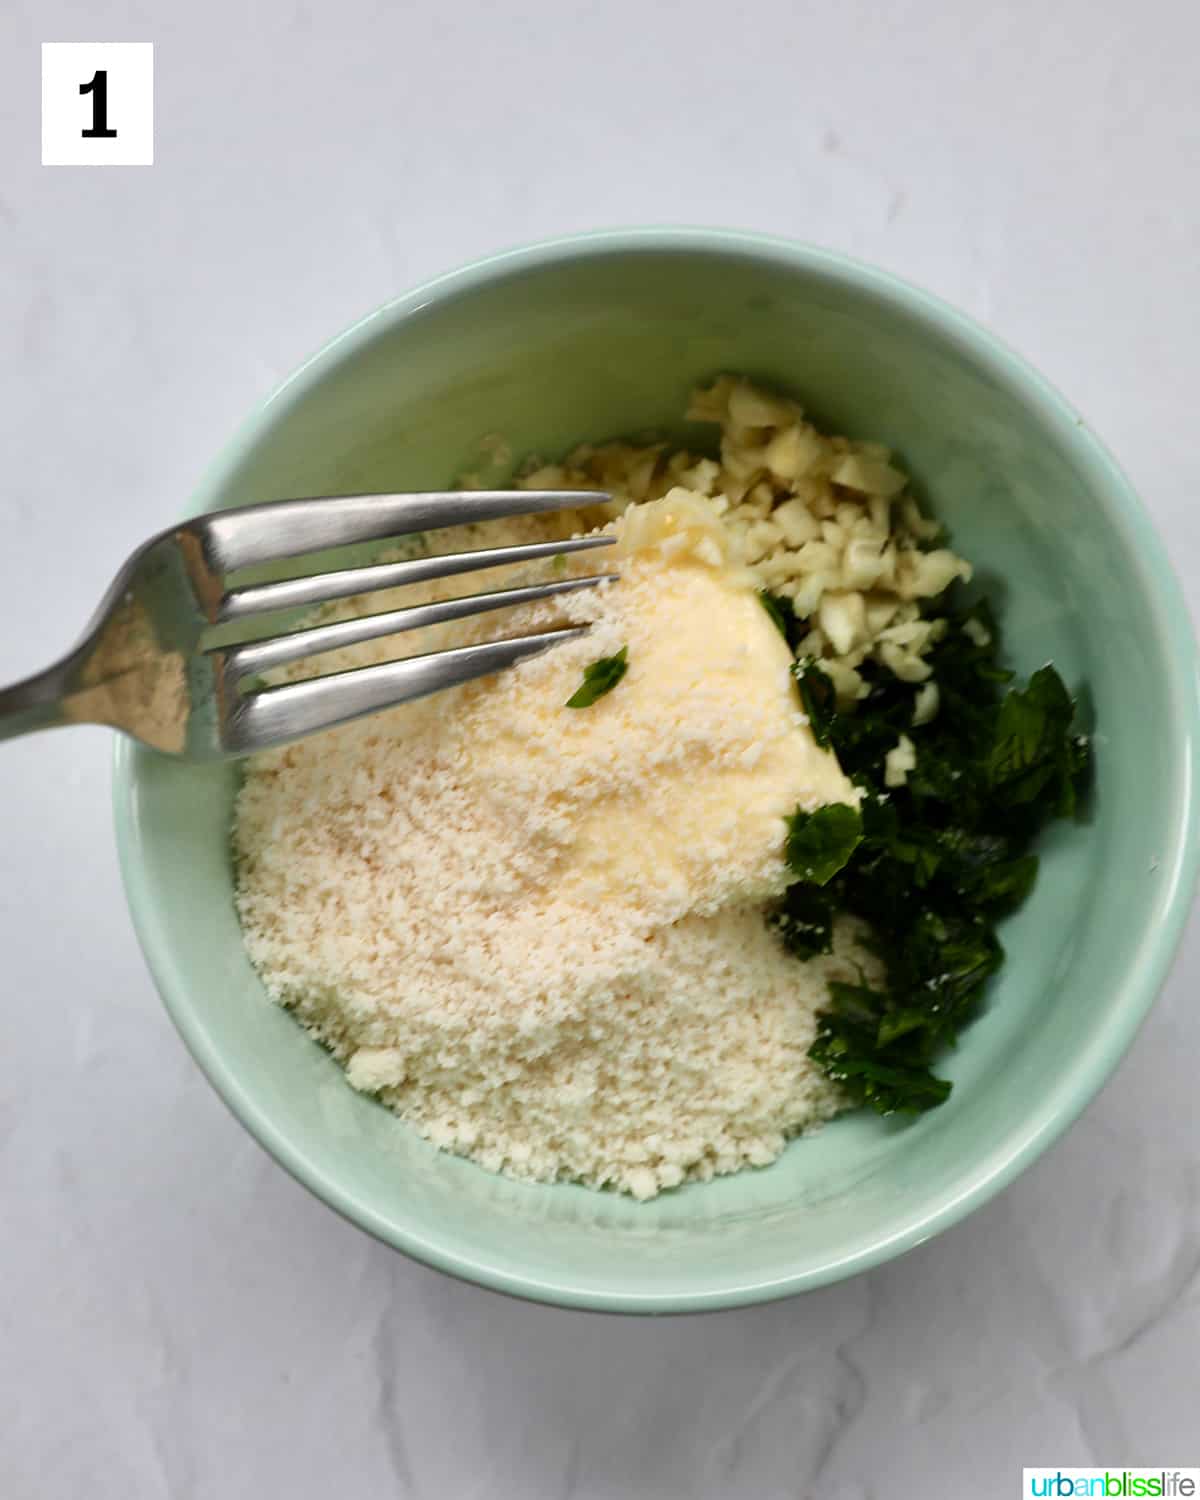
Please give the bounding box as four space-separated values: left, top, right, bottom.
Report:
773 593 1092 1116
759 591 840 747
792 657 838 750
759 589 804 651
765 591 804 651
784 804 863 886
565 646 628 708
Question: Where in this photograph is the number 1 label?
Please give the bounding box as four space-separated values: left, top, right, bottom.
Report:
42 44 153 166
79 70 118 139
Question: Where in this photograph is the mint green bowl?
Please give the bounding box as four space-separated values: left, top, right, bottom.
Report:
113 230 1200 1312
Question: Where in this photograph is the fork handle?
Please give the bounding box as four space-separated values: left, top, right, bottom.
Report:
0 665 70 743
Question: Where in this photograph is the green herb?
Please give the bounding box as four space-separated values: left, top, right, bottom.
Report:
784 804 863 886
757 595 846 751
791 658 838 750
565 646 628 708
769 883 834 961
774 592 1091 1115
759 589 805 652
987 665 1090 817
809 981 954 1113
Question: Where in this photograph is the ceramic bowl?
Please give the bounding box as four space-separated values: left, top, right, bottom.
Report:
114 230 1200 1311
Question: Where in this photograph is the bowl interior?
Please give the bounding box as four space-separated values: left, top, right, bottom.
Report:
116 237 1199 1310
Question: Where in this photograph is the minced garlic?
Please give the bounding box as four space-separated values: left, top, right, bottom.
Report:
519 376 972 706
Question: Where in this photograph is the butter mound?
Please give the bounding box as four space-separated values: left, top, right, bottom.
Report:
493 489 858 920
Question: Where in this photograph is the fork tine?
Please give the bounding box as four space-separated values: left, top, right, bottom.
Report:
227 628 587 753
217 573 616 680
194 489 610 574
216 534 615 625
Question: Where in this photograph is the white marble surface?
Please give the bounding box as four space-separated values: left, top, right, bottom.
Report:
2 0 1198 1493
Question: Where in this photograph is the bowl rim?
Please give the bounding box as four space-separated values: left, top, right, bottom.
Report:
112 226 1200 1313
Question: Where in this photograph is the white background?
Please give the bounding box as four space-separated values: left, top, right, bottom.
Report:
2 1 1198 1496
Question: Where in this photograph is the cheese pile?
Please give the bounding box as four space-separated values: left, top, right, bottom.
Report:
234 491 870 1198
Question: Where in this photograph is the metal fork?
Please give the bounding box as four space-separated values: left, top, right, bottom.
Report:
0 490 615 759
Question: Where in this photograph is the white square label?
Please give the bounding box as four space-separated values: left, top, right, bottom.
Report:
41 43 154 166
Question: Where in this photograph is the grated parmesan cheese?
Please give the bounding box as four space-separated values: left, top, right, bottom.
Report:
233 381 960 1200
235 494 874 1198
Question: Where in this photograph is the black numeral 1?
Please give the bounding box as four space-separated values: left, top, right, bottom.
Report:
80 70 117 138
